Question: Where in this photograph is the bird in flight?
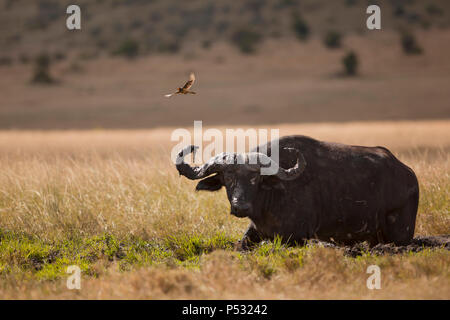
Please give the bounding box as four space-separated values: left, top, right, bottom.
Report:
165 73 196 97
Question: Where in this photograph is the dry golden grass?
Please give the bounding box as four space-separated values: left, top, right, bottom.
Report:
0 120 448 299
2 248 449 300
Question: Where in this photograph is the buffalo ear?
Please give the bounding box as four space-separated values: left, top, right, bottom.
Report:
260 176 286 191
195 174 223 192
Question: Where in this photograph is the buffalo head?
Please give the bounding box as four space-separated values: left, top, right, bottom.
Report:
176 145 306 218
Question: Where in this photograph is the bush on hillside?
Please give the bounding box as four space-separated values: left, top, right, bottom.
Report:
113 39 139 59
401 32 423 55
324 31 342 49
31 53 55 84
231 28 262 54
292 13 310 41
342 51 358 76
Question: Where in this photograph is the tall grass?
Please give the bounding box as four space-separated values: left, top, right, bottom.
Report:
0 121 448 299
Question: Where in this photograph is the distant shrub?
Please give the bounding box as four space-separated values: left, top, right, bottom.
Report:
167 23 189 40
113 39 139 59
342 51 358 76
37 0 60 22
425 4 443 16
216 21 229 34
6 33 21 45
393 6 405 17
202 40 212 49
324 31 342 49
231 28 262 54
421 19 431 30
19 53 30 64
96 39 108 49
401 32 423 55
53 51 66 61
344 0 357 6
78 50 99 60
276 0 297 9
157 41 181 54
90 26 102 37
129 19 143 30
150 11 162 23
270 30 282 39
292 13 310 41
0 56 12 66
31 53 55 84
406 12 421 25
66 61 84 74
112 22 124 33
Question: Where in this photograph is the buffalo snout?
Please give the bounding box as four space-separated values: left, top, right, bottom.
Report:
230 199 253 217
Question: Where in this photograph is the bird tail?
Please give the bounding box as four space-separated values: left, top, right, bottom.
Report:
188 91 196 94
164 93 175 98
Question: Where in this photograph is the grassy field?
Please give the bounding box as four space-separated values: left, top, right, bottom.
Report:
0 0 448 300
0 120 448 299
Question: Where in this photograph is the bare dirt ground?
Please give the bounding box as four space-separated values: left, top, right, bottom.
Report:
309 235 450 257
1 29 449 129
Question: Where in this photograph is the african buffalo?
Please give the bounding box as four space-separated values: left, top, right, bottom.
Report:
176 135 419 249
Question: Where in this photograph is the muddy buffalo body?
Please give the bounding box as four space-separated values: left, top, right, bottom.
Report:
176 135 419 249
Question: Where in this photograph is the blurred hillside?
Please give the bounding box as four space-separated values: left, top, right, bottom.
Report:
1 0 450 58
0 0 449 129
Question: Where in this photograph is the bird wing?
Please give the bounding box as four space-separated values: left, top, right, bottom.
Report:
181 73 195 90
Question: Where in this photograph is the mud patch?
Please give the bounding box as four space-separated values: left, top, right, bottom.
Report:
307 235 450 257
